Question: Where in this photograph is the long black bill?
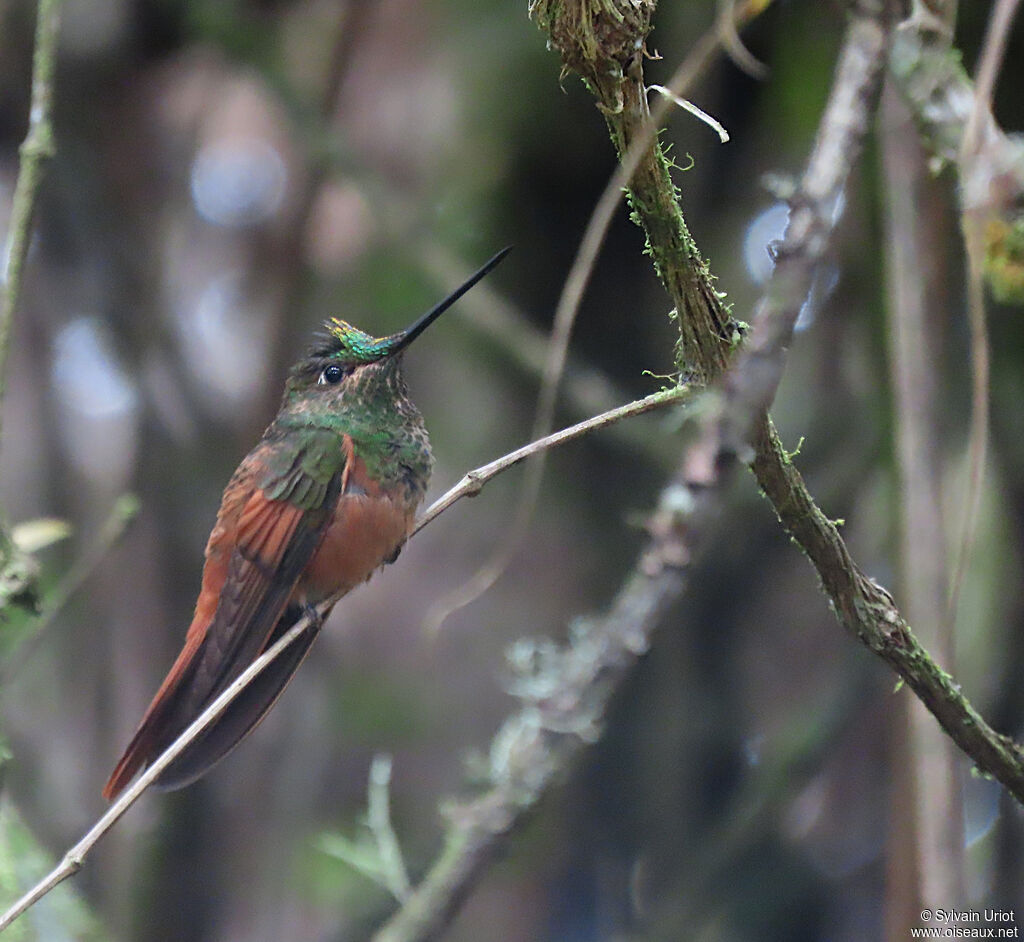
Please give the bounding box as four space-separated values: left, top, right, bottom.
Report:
391 246 511 354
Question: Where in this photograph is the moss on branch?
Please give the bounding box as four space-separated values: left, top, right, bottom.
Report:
534 0 1024 806
530 0 736 383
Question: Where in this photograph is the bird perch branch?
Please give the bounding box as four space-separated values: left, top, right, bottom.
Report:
0 384 690 934
7 2 1024 940
412 385 689 537
0 612 318 932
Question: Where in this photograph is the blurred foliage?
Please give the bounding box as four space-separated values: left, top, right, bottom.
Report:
0 798 107 942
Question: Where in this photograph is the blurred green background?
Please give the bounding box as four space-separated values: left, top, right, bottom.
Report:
1 1 1023 940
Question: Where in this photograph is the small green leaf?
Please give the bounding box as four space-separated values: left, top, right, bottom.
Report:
318 833 389 883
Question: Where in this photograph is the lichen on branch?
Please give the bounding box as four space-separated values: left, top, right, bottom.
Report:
535 0 1024 808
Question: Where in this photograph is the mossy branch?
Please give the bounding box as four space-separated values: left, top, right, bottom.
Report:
536 0 1024 804
530 0 736 383
751 422 1024 798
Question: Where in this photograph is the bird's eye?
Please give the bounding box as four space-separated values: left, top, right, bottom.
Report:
319 364 346 385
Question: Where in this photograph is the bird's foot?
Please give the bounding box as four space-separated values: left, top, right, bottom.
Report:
302 603 324 633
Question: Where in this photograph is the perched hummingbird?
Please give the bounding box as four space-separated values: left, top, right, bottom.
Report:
103 248 509 800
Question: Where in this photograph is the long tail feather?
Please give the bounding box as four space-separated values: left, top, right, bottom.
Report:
103 609 323 799
155 610 322 791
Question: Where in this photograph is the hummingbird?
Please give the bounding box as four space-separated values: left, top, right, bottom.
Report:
103 248 509 800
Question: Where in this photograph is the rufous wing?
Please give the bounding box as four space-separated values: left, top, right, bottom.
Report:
103 445 343 800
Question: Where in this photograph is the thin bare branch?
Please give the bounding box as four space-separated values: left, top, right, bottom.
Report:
0 0 61 445
716 0 770 79
0 385 688 933
947 0 1020 624
0 613 316 932
962 0 1020 152
413 385 690 539
412 241 638 444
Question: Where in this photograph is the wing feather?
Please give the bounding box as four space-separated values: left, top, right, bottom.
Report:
103 434 345 799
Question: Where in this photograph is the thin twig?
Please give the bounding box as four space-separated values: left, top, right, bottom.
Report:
0 0 62 578
413 386 689 538
961 0 1019 154
648 85 730 142
412 241 649 452
424 0 771 631
0 613 316 932
947 0 1019 624
0 0 61 454
715 0 770 79
0 387 687 933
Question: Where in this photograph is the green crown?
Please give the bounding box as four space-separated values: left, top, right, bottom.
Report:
325 318 396 363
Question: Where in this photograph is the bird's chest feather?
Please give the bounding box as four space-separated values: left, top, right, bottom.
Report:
297 458 419 603
298 493 415 602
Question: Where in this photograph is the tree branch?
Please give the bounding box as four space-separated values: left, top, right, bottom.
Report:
529 0 1024 805
534 0 1024 876
412 385 689 538
691 2 1024 802
421 0 772 631
0 0 60 431
0 611 318 932
531 0 738 385
0 386 689 934
373 557 687 942
0 0 62 598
